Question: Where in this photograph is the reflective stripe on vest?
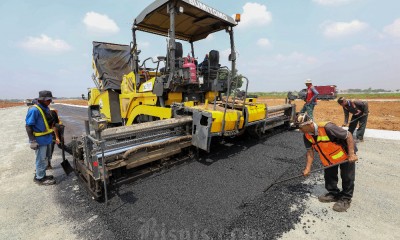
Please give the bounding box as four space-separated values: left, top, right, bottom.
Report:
305 122 348 166
33 105 54 137
317 135 330 142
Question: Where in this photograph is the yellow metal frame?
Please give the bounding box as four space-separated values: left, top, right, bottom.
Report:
246 103 267 123
88 88 116 122
119 72 173 125
89 69 269 133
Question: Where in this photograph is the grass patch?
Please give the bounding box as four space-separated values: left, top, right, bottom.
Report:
338 93 400 99
248 92 289 98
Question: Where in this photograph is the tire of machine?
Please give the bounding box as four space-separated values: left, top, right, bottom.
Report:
246 123 264 139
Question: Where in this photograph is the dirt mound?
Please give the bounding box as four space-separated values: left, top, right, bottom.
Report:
0 100 24 108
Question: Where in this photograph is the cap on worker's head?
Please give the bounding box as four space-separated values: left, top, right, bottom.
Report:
37 90 55 101
296 112 313 127
337 97 345 104
305 79 312 84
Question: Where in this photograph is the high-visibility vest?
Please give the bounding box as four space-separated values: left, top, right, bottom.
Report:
305 122 348 166
33 105 54 137
306 86 318 103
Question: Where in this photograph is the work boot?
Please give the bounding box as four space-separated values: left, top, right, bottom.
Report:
333 199 351 212
44 175 54 180
356 138 364 143
33 174 54 180
34 176 56 186
318 193 340 203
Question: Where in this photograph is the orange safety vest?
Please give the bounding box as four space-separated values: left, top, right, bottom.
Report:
305 122 348 166
32 105 54 137
306 86 317 103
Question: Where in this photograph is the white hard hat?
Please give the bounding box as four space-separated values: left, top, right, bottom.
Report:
296 112 313 127
305 79 312 84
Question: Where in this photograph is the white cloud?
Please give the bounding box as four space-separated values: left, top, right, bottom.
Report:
83 12 119 34
322 20 368 38
205 34 214 41
313 0 354 6
383 18 400 38
257 38 271 48
20 34 72 52
221 49 231 60
237 3 272 29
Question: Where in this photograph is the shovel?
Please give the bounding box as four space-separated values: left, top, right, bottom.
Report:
60 139 74 175
263 160 349 192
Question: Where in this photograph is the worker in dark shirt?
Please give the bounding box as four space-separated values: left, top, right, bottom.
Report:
297 113 358 212
337 97 369 142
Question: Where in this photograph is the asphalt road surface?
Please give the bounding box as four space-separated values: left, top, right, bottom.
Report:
2 104 399 240
54 104 88 143
52 104 312 239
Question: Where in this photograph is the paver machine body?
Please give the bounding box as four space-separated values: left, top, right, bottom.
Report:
73 0 296 200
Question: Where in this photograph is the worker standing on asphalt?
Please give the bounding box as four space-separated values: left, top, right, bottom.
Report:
300 79 319 120
297 113 358 212
25 90 60 185
337 97 369 142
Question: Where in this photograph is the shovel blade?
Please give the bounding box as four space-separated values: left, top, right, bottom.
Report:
61 159 74 175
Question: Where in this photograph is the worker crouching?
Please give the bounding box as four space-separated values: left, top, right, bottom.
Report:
297 113 358 212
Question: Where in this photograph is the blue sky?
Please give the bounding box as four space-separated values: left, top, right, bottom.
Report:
0 0 399 99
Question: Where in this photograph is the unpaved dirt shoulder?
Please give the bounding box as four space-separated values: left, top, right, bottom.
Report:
0 106 78 240
280 137 400 240
257 98 400 131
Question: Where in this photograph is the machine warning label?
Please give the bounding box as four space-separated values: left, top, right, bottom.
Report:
143 82 153 92
187 0 229 21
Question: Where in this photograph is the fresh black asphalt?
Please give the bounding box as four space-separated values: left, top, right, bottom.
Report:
52 104 321 239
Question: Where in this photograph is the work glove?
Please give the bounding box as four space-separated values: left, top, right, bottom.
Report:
30 141 39 150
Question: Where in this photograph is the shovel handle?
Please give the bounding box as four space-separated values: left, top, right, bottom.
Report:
263 160 349 192
348 114 368 124
61 139 66 161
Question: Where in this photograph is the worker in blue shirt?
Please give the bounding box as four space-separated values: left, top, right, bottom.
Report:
25 90 60 185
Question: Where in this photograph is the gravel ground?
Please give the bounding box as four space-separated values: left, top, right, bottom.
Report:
1 105 399 240
0 106 77 240
281 137 400 240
